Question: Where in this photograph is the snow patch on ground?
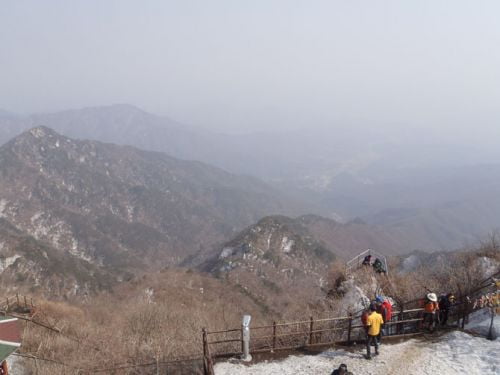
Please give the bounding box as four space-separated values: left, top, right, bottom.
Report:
266 233 272 250
220 247 234 259
144 287 155 304
477 256 499 277
337 278 371 314
466 309 499 339
30 127 47 138
0 199 7 217
126 204 134 221
215 329 500 375
0 255 21 272
69 238 93 263
281 236 294 253
30 211 50 237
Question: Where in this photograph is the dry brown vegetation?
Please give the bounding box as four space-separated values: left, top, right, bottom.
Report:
8 240 500 374
12 268 337 374
383 239 499 308
325 239 500 311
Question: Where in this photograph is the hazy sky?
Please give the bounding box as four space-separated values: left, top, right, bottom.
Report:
1 0 499 134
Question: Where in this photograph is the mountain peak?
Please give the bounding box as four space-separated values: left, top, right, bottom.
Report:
6 126 68 150
208 214 334 274
28 125 58 139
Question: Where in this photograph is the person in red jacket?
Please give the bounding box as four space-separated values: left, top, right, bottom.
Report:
382 298 393 334
376 296 393 339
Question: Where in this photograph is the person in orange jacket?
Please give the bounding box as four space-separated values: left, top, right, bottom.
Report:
423 293 439 331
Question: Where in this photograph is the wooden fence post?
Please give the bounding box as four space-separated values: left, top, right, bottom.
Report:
272 321 277 352
309 316 314 345
24 296 28 308
202 328 215 375
202 328 209 375
461 297 468 329
207 342 215 375
241 324 245 354
16 293 20 306
347 314 353 344
487 307 496 340
398 304 404 334
463 297 471 329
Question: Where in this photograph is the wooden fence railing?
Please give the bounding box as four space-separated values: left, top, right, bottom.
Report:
204 306 425 364
0 293 35 315
202 270 499 375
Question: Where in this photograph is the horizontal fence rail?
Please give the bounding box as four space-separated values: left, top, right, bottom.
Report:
0 293 35 315
204 306 427 363
203 270 499 374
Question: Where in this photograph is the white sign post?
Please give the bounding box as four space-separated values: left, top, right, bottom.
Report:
241 315 252 362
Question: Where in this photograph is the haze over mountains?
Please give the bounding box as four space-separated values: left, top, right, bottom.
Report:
0 127 302 293
2 104 500 253
0 116 498 301
0 126 417 298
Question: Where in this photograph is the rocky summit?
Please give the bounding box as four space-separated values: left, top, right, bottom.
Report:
202 215 337 315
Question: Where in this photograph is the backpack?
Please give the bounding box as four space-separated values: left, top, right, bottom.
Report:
382 301 392 321
361 311 369 326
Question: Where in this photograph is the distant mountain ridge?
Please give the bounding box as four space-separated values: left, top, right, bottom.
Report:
0 104 288 179
0 126 297 294
0 104 374 184
3 105 500 253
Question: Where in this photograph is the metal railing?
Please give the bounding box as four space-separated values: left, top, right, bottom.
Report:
345 249 389 276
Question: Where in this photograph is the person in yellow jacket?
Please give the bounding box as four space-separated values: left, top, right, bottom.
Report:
365 303 384 359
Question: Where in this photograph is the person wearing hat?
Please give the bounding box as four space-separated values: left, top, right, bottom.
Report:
439 293 456 326
365 303 384 359
423 293 439 331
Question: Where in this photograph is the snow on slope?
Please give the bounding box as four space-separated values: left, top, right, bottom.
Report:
466 309 499 340
216 314 500 375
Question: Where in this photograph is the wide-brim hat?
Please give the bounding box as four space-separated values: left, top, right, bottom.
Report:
427 293 438 302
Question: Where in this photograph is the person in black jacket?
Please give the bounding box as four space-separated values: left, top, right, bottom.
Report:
331 363 353 375
439 293 455 326
372 258 386 274
362 255 372 266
